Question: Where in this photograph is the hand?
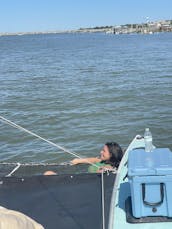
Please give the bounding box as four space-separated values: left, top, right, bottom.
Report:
97 166 114 173
97 167 106 173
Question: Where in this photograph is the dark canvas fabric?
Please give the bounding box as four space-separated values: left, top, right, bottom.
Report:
0 173 116 229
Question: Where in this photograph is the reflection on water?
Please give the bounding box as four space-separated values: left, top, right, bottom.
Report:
0 33 172 164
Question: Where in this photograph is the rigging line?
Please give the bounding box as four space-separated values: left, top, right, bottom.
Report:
0 115 83 159
0 162 71 166
0 115 99 169
101 171 105 229
6 163 21 177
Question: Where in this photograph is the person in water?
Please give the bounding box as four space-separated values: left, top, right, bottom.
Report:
71 142 123 173
44 142 123 175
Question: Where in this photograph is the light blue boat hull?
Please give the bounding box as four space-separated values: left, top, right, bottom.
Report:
109 135 172 229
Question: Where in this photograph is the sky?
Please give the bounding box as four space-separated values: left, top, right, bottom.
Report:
0 0 172 33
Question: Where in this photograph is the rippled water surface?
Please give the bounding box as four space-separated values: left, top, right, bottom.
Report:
0 33 172 164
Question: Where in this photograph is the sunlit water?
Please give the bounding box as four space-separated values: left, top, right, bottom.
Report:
0 32 172 165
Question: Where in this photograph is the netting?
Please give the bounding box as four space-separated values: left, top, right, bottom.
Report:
0 172 116 229
0 162 89 177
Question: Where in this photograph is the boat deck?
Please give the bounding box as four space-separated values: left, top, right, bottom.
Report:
109 136 172 229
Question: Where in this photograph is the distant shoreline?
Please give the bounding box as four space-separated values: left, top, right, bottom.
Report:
1 19 172 36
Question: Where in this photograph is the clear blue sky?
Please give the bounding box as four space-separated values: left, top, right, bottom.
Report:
0 0 172 33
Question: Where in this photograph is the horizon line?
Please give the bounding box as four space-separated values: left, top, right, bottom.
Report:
0 18 171 36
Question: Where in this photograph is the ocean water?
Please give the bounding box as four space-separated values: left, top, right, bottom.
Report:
0 32 172 164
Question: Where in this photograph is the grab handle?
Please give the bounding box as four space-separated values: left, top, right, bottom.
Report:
142 183 164 206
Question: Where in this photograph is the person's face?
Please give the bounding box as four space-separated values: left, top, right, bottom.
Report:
100 145 111 161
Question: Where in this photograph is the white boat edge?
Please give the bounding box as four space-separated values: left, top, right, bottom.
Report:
108 135 145 229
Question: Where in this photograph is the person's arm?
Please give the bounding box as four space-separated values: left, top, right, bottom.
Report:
70 157 101 165
44 170 57 175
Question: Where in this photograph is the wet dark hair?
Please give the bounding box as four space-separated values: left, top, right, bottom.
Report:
103 142 123 168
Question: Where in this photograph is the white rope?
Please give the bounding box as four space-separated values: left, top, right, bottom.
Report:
0 116 99 169
101 171 105 229
0 162 71 166
6 163 21 177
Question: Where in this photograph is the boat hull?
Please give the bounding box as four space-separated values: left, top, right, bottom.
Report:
109 135 172 229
